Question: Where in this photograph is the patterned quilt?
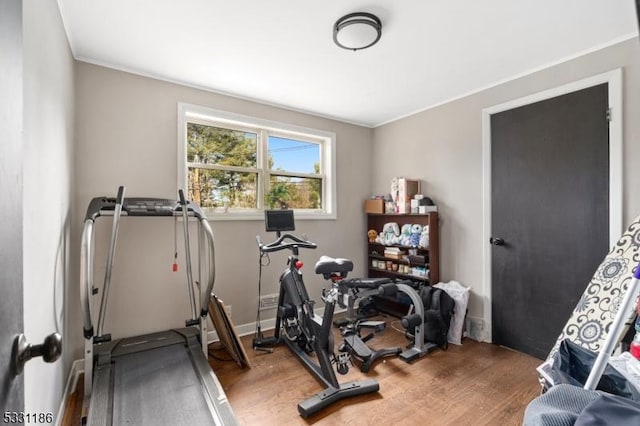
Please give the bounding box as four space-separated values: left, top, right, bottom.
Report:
545 216 640 364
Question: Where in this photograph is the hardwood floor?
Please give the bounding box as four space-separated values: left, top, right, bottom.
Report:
211 321 542 425
62 319 543 425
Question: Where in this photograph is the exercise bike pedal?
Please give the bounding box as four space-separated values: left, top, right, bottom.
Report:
343 334 372 359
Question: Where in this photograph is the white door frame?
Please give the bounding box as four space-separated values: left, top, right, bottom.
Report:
481 69 623 342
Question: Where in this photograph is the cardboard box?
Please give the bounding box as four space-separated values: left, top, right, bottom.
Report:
397 178 421 214
364 199 384 214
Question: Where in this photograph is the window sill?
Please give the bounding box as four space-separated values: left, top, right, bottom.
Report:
203 209 336 221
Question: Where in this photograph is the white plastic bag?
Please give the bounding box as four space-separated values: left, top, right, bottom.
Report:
434 280 470 345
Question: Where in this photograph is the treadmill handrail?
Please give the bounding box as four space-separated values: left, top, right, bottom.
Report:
199 218 216 318
179 190 198 321
80 219 95 338
80 192 216 336
97 186 125 337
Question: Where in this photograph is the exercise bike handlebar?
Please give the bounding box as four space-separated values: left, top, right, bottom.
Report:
178 188 187 205
256 233 317 253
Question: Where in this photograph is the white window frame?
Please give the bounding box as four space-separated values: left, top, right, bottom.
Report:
178 102 337 220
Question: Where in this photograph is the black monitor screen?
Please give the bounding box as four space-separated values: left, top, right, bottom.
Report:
265 209 295 233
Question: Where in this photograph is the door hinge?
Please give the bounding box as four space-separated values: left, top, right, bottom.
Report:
606 107 612 121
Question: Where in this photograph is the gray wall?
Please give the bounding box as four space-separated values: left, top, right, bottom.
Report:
372 38 640 328
70 62 374 359
23 0 75 417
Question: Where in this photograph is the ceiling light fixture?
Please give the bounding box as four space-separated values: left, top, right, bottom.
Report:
333 12 382 51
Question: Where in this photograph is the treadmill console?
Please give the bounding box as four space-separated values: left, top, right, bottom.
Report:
85 194 206 221
123 198 176 216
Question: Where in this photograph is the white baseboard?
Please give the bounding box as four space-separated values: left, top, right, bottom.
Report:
56 359 83 426
206 306 346 343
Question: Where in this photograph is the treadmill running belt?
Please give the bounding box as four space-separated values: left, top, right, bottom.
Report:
113 343 216 425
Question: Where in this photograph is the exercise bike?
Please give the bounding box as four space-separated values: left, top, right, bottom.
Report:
254 210 379 418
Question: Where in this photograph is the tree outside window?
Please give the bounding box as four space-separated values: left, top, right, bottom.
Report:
186 122 324 212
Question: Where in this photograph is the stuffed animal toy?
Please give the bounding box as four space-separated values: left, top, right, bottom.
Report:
368 229 378 243
382 222 400 245
419 225 429 248
399 224 412 246
409 224 422 247
375 233 383 244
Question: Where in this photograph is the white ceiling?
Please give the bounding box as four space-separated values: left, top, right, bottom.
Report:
57 0 638 127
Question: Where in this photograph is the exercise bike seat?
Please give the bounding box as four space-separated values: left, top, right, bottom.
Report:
315 255 353 278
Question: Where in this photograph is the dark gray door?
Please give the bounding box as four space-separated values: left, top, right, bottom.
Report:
491 84 610 360
0 0 24 414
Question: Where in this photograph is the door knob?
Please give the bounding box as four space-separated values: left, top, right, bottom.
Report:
489 237 505 246
11 332 62 376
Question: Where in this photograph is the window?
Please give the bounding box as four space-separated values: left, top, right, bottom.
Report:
178 103 336 219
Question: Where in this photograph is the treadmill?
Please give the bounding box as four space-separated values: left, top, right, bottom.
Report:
80 186 237 425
